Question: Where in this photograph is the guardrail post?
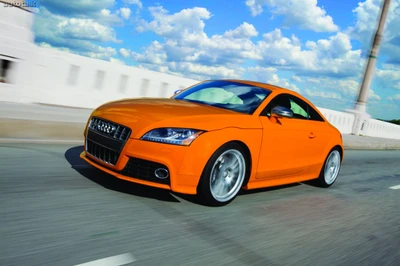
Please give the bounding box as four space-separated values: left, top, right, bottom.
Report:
348 110 371 136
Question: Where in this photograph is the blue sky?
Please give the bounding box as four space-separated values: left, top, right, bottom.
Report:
32 0 400 120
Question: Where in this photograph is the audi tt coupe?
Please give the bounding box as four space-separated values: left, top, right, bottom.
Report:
80 79 344 206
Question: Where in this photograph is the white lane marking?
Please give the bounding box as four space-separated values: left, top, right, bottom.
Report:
74 253 136 266
389 184 400 190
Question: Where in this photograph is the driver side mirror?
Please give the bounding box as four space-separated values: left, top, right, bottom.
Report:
271 106 293 118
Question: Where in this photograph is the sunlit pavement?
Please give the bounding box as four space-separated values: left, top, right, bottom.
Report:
1 143 399 266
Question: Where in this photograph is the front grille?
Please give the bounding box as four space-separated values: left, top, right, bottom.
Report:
86 139 120 165
120 157 170 185
88 117 131 141
85 117 131 166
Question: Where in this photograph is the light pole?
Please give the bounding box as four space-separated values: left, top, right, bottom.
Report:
350 0 391 134
355 0 391 113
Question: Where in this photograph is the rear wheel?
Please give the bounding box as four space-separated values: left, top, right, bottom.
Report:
315 148 342 187
197 143 248 206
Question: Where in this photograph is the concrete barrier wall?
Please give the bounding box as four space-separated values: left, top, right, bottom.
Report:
367 118 400 139
0 3 37 103
317 107 356 135
0 4 399 140
23 47 199 109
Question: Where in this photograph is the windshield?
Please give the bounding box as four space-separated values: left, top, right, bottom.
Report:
173 80 272 114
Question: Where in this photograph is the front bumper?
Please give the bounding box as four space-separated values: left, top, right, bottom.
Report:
80 123 202 195
80 151 174 191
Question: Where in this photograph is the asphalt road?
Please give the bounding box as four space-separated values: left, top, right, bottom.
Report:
1 144 399 266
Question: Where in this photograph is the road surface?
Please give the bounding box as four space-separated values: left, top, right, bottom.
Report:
1 143 399 266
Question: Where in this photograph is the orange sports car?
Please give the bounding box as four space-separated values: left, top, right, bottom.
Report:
80 79 343 206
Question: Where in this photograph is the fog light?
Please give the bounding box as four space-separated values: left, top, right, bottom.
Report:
154 168 169 179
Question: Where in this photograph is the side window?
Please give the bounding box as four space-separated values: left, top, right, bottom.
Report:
260 94 291 117
307 104 325 122
289 95 325 122
289 98 309 119
260 93 324 122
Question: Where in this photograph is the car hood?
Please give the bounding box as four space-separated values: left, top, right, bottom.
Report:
90 98 262 138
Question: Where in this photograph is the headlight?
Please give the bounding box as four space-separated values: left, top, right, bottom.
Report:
141 128 205 146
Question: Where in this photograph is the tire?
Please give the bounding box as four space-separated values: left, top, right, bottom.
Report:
315 147 342 187
197 142 249 206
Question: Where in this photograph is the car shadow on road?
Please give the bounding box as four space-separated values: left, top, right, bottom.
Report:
64 145 304 206
64 145 180 203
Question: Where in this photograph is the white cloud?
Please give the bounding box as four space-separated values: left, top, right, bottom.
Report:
39 0 116 16
85 46 117 60
388 94 400 101
245 0 339 32
132 7 262 80
36 1 122 26
136 6 211 38
375 64 400 91
269 75 301 93
100 9 111 16
306 78 321 84
132 41 167 65
37 42 71 52
97 8 122 25
33 4 123 61
224 22 258 39
130 5 366 87
348 0 400 64
305 89 342 99
255 29 363 78
119 48 131 58
137 60 244 80
56 18 119 42
309 78 359 98
246 66 300 93
368 89 381 101
118 7 131 20
172 63 243 79
348 0 400 41
303 77 381 102
123 0 143 9
376 67 400 81
132 5 365 82
291 75 302 83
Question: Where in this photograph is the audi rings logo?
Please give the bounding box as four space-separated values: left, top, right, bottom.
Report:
90 119 116 134
97 122 116 134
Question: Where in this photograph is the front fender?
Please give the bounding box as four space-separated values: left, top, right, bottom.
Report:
174 127 263 191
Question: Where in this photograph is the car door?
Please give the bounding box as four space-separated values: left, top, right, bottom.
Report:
297 100 333 173
256 94 311 180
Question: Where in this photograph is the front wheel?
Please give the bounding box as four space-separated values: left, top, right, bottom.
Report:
315 148 342 187
197 143 248 206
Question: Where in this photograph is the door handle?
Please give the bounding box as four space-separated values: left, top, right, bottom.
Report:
309 132 316 139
